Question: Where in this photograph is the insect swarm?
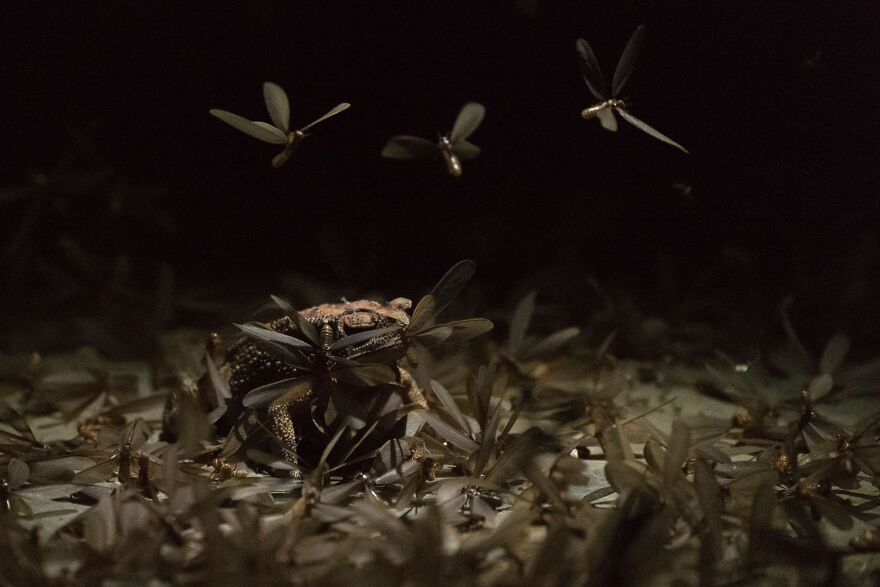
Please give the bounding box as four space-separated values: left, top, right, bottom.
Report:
576 25 689 153
210 81 351 167
381 102 485 176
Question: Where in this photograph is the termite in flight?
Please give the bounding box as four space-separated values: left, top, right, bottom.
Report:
381 102 485 177
577 26 688 153
210 82 350 167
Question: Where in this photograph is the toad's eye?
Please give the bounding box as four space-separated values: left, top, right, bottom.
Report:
341 310 379 334
343 323 375 335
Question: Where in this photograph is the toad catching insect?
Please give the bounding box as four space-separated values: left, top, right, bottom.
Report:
162 260 493 476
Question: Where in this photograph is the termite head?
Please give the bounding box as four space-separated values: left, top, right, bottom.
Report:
774 453 792 476
289 129 308 145
731 411 752 429
437 135 462 176
206 332 222 354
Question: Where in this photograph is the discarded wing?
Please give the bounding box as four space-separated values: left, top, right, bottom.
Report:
210 81 350 167
506 291 581 364
576 26 688 153
382 102 485 176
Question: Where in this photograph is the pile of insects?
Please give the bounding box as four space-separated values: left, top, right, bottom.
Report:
3 259 880 585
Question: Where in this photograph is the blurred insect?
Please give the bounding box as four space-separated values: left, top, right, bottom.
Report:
210 457 249 481
285 426 375 519
381 102 485 176
672 181 694 201
796 402 880 488
500 291 581 380
802 49 824 71
210 81 350 167
314 456 426 508
851 526 880 552
72 420 151 486
77 413 126 441
437 479 505 528
576 26 689 153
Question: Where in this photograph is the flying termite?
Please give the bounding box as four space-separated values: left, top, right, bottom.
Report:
210 81 350 167
381 102 485 177
576 26 688 153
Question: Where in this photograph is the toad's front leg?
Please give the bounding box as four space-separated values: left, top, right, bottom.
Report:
268 381 315 478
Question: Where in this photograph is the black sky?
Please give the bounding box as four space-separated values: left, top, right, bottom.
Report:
3 1 879 306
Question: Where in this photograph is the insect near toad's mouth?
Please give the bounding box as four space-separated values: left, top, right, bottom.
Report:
162 260 493 477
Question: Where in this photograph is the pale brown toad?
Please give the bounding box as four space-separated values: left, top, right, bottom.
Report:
163 261 493 477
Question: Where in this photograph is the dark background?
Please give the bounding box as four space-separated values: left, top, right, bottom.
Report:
3 1 879 355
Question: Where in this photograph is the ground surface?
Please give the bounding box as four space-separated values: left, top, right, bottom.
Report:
3 283 880 586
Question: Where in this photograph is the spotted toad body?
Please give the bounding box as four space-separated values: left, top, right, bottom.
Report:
163 261 493 477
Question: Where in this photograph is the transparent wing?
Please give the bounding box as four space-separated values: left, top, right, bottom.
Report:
205 352 231 404
270 295 322 346
412 318 493 346
597 108 618 132
263 82 291 133
243 378 311 409
329 326 401 352
423 413 479 453
450 102 486 142
576 38 608 100
409 295 436 333
209 109 288 144
381 135 439 160
300 102 351 132
430 380 471 435
617 109 689 153
508 292 536 351
233 322 314 351
429 259 477 314
452 140 481 161
612 25 645 98
251 340 311 370
326 358 398 386
410 259 477 332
